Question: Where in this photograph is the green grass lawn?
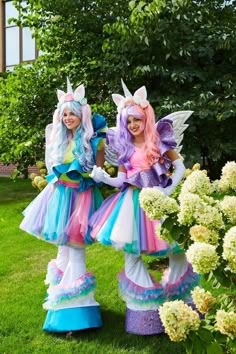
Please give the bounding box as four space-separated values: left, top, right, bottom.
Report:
0 177 187 354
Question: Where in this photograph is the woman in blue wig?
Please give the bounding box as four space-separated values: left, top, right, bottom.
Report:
20 79 107 333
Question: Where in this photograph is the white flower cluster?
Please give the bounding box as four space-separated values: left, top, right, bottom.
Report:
192 163 201 171
191 286 216 314
159 300 200 342
140 161 235 282
220 196 236 225
181 170 211 196
210 179 221 193
178 193 204 226
189 225 219 245
201 195 220 207
178 193 224 230
152 161 236 348
215 310 236 339
186 242 219 274
195 204 224 231
219 161 236 192
222 226 236 273
139 187 179 220
184 168 192 178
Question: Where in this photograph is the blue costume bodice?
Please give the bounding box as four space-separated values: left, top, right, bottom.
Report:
46 113 107 192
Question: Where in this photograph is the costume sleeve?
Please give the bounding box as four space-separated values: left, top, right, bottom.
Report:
156 118 177 155
106 127 119 149
90 113 107 158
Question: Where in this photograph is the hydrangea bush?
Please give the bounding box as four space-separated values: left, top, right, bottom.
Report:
140 162 236 354
29 160 48 191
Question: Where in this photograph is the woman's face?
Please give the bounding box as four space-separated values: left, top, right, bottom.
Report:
62 108 81 133
127 115 145 137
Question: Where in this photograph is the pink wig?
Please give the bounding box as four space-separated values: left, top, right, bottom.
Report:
114 103 161 168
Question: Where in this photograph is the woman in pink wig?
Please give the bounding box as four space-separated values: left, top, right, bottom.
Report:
89 81 199 335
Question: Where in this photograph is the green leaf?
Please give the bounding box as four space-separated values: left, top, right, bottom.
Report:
191 333 205 354
197 328 214 343
184 338 193 354
129 0 136 10
212 269 232 288
144 36 149 46
170 224 181 241
206 342 224 354
161 216 174 231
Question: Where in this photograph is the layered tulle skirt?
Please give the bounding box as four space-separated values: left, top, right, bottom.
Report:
89 186 181 256
20 180 103 247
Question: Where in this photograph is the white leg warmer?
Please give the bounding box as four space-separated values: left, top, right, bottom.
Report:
59 247 86 285
122 253 164 312
162 253 195 303
166 253 188 283
125 253 154 287
45 245 70 286
55 245 70 272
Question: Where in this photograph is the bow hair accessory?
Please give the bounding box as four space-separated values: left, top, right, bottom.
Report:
112 79 149 113
57 77 87 108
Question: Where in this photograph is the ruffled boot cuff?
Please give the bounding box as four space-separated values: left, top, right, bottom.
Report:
43 272 96 310
42 272 102 332
44 260 64 286
162 263 200 301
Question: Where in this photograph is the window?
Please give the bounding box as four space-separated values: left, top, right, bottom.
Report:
22 26 36 61
1 0 38 72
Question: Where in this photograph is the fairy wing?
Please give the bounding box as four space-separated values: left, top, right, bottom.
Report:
45 123 53 173
157 111 193 153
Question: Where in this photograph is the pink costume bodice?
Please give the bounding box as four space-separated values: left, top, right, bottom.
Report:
127 148 150 178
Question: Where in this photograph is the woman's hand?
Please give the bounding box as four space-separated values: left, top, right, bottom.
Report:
90 165 126 187
90 165 109 183
154 185 174 196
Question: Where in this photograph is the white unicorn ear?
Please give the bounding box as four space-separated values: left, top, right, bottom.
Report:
74 84 85 100
112 94 125 107
57 89 65 101
133 86 147 101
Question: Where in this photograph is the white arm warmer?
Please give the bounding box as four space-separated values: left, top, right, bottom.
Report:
103 171 126 188
171 158 186 188
155 158 186 196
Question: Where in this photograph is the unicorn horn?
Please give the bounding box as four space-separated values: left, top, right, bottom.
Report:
67 77 73 93
121 78 132 97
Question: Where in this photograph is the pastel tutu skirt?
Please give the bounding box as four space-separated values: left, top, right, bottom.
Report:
20 180 103 247
89 186 180 256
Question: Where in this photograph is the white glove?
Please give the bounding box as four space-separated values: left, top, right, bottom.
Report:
155 159 185 196
90 165 110 183
154 185 172 196
90 165 126 188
